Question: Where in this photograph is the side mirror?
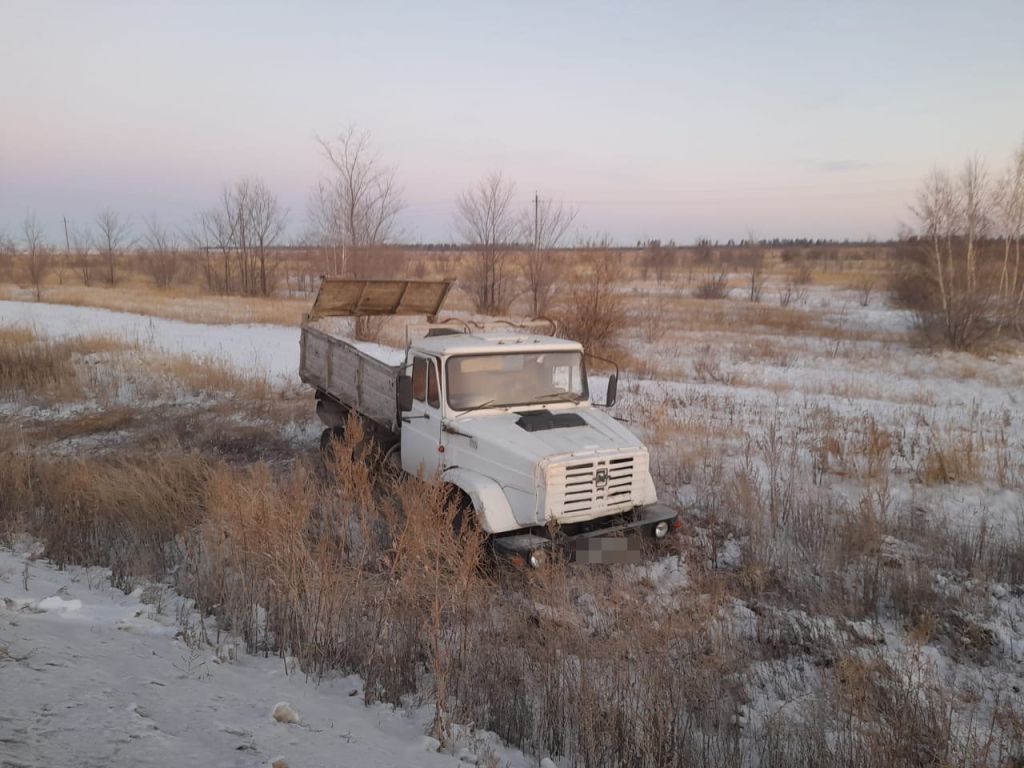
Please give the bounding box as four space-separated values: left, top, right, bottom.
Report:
606 374 618 408
398 374 413 412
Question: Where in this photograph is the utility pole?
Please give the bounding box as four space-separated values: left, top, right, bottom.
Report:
533 192 539 252
62 216 71 285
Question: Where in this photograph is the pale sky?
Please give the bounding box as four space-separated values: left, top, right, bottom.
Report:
1 0 1022 244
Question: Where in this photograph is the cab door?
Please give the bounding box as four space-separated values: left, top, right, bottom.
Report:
401 356 444 478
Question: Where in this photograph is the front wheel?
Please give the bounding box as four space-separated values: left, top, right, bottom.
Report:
444 487 476 537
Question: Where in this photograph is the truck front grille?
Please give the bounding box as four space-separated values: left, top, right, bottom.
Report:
546 454 638 519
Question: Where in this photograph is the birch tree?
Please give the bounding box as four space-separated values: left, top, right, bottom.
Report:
994 139 1024 327
311 126 403 278
910 160 997 348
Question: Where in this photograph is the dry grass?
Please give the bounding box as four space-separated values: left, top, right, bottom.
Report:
1 283 308 326
0 326 129 401
2 272 1023 765
2 385 1021 765
140 352 277 403
31 407 141 441
4 442 208 588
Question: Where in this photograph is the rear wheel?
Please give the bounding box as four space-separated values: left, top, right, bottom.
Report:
319 426 346 464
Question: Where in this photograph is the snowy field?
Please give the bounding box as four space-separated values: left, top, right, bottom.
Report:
0 300 405 383
2 288 1024 765
0 299 301 382
0 543 529 768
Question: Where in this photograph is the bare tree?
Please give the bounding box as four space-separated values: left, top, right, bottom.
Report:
994 139 1024 329
189 179 287 296
311 126 403 278
202 203 236 294
637 291 668 343
903 160 999 348
523 195 577 316
183 213 221 293
306 180 344 276
142 215 180 289
54 218 71 285
559 253 626 356
642 241 675 282
455 172 521 314
246 179 287 296
227 181 256 294
95 209 132 286
69 222 95 286
22 211 51 301
960 156 990 294
737 231 765 301
0 231 14 281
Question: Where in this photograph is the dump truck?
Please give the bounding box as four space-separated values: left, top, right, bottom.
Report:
299 278 678 566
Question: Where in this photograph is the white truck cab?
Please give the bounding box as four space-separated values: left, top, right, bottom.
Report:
300 279 677 564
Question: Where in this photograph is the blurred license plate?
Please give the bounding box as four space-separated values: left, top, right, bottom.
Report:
574 536 643 564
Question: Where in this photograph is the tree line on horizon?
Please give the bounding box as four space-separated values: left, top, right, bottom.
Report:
2 128 1023 350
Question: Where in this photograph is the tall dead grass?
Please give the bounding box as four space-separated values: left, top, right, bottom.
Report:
0 326 125 400
1 441 207 588
0 283 308 326
2 417 1021 765
2 374 1022 766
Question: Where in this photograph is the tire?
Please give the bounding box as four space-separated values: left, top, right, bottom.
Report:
445 487 475 537
319 426 346 465
381 443 402 479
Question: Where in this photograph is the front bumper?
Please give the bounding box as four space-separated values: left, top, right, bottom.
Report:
491 503 679 558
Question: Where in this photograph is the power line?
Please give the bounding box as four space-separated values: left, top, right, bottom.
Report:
401 178 918 209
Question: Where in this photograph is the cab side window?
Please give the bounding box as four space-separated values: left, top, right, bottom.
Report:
412 357 427 402
427 362 440 409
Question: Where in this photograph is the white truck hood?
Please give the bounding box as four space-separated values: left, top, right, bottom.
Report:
446 407 645 460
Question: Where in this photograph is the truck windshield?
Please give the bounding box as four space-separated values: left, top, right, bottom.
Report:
446 351 588 410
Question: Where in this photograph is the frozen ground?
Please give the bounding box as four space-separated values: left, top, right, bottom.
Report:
3 289 1024 763
0 301 406 380
0 543 529 768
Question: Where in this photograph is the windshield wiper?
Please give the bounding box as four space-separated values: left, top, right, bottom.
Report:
455 399 497 416
455 391 581 416
532 391 583 405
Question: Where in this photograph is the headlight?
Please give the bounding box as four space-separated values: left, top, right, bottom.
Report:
528 549 546 569
653 521 670 539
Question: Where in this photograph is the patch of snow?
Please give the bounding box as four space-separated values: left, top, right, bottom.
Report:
0 299 410 379
36 595 83 612
349 338 407 366
0 545 532 768
0 300 300 383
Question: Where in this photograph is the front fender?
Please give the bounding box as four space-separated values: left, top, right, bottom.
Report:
442 468 520 534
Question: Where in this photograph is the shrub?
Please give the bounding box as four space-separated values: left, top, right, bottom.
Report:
558 254 627 357
636 291 669 343
693 270 730 300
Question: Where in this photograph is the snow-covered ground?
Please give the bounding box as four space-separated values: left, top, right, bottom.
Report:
0 301 407 381
3 290 1023 764
0 543 529 768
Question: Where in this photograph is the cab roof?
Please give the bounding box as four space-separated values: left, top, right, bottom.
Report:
411 330 583 357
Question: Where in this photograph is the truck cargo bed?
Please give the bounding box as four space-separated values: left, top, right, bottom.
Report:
299 324 404 433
